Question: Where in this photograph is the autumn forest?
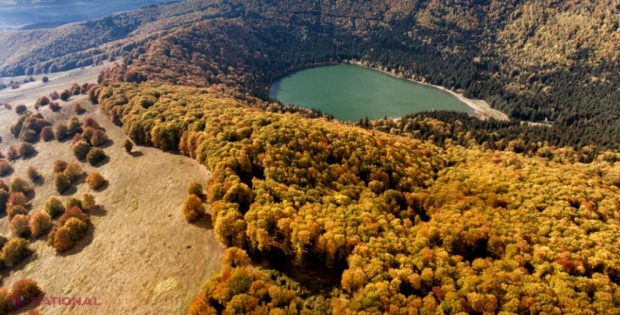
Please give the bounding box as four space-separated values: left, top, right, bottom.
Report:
2 0 620 314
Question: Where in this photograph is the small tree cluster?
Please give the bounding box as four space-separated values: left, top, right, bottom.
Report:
86 147 106 165
54 123 68 140
0 278 42 312
59 89 71 101
0 237 32 267
49 207 89 252
49 90 59 100
9 177 30 195
54 162 82 193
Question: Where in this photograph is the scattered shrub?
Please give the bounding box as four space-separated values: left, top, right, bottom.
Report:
40 126 54 141
54 173 71 193
182 194 205 222
49 91 59 100
8 205 28 220
65 197 82 210
72 140 91 160
7 146 19 160
11 278 42 303
64 217 88 242
70 133 82 147
54 123 68 140
7 192 27 208
90 129 108 147
42 76 49 83
29 211 52 238
49 102 61 111
9 177 30 194
52 227 72 252
86 147 106 165
1 237 31 267
73 102 84 114
18 142 35 157
82 193 96 211
44 196 65 218
67 116 82 135
188 181 204 197
35 96 50 106
123 138 133 153
53 160 67 173
15 104 27 114
82 117 100 129
0 159 13 176
3 102 11 109
26 166 41 182
58 206 88 227
10 214 31 238
86 172 105 190
82 127 95 142
64 162 82 181
60 89 71 101
21 129 38 143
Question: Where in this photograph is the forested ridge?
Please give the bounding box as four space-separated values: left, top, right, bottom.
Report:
79 9 620 313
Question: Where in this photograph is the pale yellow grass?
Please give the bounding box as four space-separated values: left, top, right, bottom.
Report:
0 66 224 314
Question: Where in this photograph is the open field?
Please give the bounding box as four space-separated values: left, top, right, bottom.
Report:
0 65 223 314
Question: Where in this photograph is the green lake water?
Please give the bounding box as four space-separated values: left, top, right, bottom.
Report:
269 64 474 121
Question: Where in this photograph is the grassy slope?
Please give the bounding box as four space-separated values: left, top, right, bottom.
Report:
0 65 224 314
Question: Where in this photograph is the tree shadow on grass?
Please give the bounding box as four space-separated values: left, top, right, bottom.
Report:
100 138 114 149
189 213 213 230
59 223 94 257
22 151 38 160
0 250 39 277
90 204 107 217
129 151 144 157
94 180 109 192
91 155 110 168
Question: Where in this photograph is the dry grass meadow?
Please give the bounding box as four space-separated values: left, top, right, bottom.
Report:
0 65 224 314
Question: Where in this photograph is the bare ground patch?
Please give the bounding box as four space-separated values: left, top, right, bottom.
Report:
0 67 224 314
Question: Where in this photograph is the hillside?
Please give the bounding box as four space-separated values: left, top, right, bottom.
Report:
2 0 620 314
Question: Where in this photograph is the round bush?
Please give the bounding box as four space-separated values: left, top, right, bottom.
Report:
54 123 68 140
27 166 41 181
11 278 42 302
15 104 27 114
29 211 52 238
8 205 28 220
53 160 67 173
72 140 91 160
40 126 54 141
60 90 71 101
90 129 108 147
82 117 100 129
182 194 205 222
44 196 65 218
20 129 38 143
64 217 88 242
73 102 84 114
1 237 31 267
65 197 82 210
18 142 35 157
10 214 31 238
188 181 204 196
54 173 71 193
42 76 49 83
0 159 12 176
7 192 27 208
86 172 105 190
9 177 30 194
81 193 96 210
67 116 82 135
123 139 133 153
58 206 88 226
6 146 19 161
36 96 50 106
81 127 95 143
64 162 82 182
53 227 73 252
86 147 106 165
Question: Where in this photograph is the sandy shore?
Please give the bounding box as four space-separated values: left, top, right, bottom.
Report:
347 61 509 121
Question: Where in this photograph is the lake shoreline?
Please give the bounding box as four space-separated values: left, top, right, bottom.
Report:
346 61 509 121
